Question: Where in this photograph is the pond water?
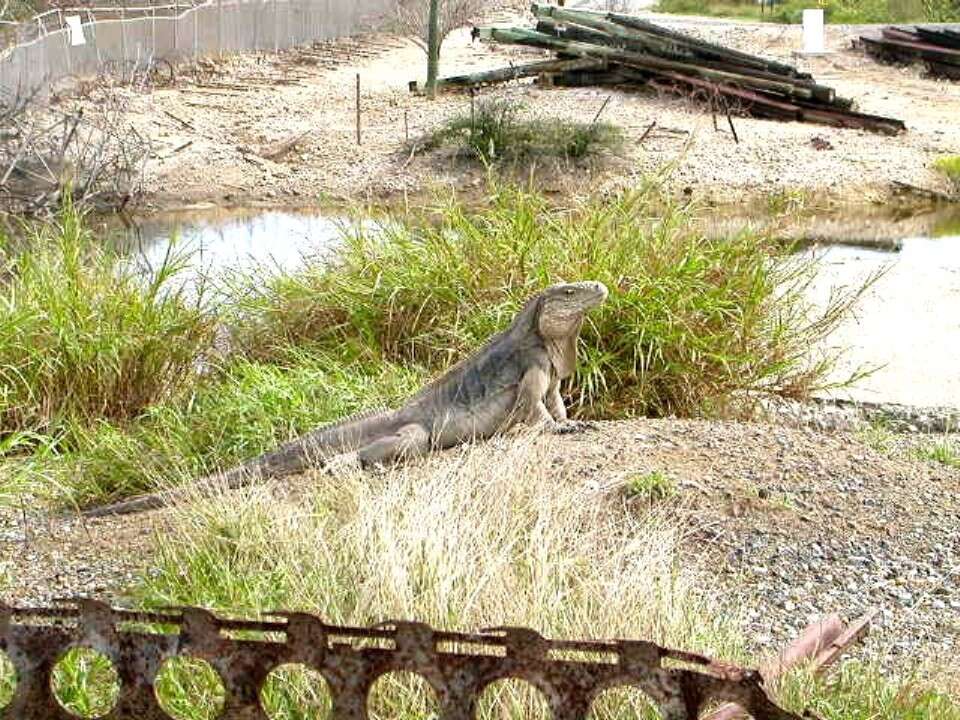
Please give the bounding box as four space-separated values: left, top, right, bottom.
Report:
113 207 349 282
806 237 960 409
119 206 960 410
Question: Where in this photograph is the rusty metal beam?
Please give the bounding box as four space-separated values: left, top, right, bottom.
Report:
0 599 816 720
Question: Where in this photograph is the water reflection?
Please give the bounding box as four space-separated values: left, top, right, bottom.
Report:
116 207 348 282
807 236 960 408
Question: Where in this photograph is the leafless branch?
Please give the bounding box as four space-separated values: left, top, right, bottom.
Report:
0 89 149 215
393 0 486 54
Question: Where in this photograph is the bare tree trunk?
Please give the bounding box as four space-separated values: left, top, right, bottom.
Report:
426 0 441 98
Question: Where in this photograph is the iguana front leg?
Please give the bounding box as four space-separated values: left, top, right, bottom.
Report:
545 377 567 422
516 366 557 429
544 376 595 435
518 367 585 434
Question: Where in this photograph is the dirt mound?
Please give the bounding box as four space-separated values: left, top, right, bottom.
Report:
3 417 957 676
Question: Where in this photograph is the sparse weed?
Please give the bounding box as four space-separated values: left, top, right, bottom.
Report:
934 155 960 192
915 436 960 468
766 188 812 217
858 421 895 456
774 661 960 720
422 98 623 164
625 470 677 501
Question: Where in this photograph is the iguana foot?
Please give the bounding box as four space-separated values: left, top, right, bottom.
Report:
356 456 389 475
552 420 597 435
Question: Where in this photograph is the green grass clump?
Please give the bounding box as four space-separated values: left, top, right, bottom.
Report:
916 437 960 468
424 99 623 164
625 470 677 501
934 155 960 192
0 198 216 449
13 351 423 508
654 0 960 24
228 182 863 420
775 661 960 720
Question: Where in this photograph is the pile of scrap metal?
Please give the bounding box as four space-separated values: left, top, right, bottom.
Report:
857 26 960 80
0 598 876 719
412 3 905 135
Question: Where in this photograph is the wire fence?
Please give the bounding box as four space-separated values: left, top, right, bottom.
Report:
0 0 395 101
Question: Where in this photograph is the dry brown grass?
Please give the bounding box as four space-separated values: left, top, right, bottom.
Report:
136 433 745 718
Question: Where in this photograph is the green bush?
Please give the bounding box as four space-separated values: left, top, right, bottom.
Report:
227 182 864 420
424 99 623 163
0 199 216 448
654 0 960 23
34 351 423 507
934 155 960 191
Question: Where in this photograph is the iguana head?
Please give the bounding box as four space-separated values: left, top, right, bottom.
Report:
535 280 608 378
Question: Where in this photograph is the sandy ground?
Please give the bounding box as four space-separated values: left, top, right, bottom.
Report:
68 11 960 209
3 418 958 679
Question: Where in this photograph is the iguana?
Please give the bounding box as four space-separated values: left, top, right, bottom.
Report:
84 280 608 517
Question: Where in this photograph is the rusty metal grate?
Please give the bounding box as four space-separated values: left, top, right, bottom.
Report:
0 599 811 719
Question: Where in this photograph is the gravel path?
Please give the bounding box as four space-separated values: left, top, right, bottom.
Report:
3 416 958 680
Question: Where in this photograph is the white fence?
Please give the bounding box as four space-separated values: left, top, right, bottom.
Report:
0 0 395 100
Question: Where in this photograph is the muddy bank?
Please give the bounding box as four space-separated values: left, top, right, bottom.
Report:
700 199 960 250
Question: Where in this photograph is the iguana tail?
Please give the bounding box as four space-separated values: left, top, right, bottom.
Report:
82 408 401 517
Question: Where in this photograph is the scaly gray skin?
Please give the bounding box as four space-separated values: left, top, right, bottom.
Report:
84 281 608 517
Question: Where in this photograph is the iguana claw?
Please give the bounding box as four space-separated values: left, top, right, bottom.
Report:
553 420 596 435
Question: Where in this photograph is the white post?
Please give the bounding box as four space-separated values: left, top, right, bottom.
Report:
61 12 77 74
150 0 157 57
802 9 825 54
120 7 127 65
273 0 279 52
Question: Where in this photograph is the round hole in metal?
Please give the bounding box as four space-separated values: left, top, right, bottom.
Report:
476 678 552 720
367 670 441 720
588 685 665 720
0 649 16 709
50 647 121 719
261 663 332 719
154 656 226 720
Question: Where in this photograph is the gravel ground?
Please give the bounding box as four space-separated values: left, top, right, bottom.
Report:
3 414 958 681
65 11 960 209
